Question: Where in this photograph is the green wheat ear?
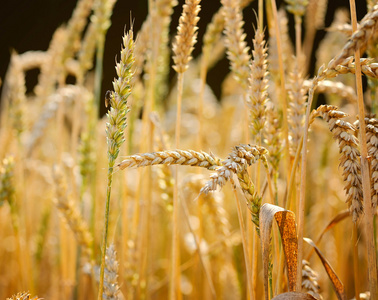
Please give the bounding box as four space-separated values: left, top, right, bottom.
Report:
98 27 135 300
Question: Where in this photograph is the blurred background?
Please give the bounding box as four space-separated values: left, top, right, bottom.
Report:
0 0 368 116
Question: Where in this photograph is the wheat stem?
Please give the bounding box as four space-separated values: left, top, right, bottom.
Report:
350 0 378 298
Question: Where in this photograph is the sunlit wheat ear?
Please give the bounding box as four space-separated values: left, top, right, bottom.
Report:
288 62 307 157
248 27 269 137
117 150 222 170
301 260 323 300
102 244 121 300
201 144 268 194
330 4 378 68
53 166 94 260
311 105 363 222
221 0 251 89
172 0 201 74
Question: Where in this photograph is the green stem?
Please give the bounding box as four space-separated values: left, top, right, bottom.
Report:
98 164 114 300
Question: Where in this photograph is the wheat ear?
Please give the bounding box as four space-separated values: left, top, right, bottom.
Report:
312 105 363 222
248 27 269 137
330 4 378 68
117 150 222 170
98 28 134 300
53 166 94 260
301 260 322 300
102 244 121 300
221 0 251 89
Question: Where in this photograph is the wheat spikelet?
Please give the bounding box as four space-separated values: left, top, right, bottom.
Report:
312 105 363 222
117 150 222 170
172 0 201 74
103 244 121 300
301 260 322 300
201 144 268 194
53 166 93 259
330 4 378 69
288 62 307 157
221 0 251 89
248 27 269 136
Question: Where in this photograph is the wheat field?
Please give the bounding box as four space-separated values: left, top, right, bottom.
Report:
0 0 377 299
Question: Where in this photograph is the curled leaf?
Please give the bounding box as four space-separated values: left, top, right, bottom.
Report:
260 203 298 300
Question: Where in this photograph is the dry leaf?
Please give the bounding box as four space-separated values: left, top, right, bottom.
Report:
260 203 298 300
272 292 317 299
303 238 346 300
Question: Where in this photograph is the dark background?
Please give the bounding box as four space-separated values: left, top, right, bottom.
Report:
0 0 368 117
